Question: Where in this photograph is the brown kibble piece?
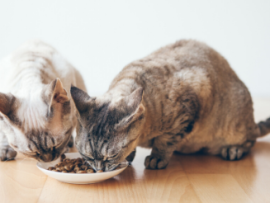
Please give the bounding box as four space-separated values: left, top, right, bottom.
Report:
76 158 83 162
74 161 80 166
74 166 80 172
47 157 107 174
60 154 66 161
87 169 94 173
80 165 87 170
65 164 74 171
77 170 87 174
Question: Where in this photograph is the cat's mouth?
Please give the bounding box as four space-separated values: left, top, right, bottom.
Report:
21 147 58 162
39 152 56 162
78 151 121 172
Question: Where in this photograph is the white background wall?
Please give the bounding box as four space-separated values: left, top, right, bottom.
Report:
0 0 269 97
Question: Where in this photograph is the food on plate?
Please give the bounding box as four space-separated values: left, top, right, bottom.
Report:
47 154 99 173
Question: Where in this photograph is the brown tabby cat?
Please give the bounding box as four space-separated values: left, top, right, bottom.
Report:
71 40 270 171
0 40 86 162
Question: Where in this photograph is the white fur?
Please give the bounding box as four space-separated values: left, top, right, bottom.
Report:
0 40 86 157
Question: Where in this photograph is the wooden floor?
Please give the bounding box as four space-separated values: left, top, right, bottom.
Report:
1 98 270 203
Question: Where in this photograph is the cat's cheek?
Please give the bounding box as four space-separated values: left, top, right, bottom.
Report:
7 127 32 154
86 160 95 170
74 134 82 149
105 163 118 171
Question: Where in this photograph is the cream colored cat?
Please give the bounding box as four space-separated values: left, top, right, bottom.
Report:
71 39 270 171
0 40 86 162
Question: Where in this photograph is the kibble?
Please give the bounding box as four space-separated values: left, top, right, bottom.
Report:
77 170 87 174
60 154 66 162
87 169 94 173
47 157 109 173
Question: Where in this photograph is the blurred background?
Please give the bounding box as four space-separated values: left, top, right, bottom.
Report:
0 0 269 97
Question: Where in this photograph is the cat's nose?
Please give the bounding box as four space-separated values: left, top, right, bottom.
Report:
39 153 54 162
94 160 104 171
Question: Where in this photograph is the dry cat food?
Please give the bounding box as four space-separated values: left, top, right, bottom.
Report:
47 154 97 173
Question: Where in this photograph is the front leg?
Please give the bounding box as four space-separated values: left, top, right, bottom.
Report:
144 134 180 169
145 90 199 169
0 131 17 161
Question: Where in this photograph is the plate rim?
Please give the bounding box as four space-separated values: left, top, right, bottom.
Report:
36 152 129 175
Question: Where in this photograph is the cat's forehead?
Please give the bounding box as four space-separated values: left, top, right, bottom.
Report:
85 101 128 132
84 130 123 159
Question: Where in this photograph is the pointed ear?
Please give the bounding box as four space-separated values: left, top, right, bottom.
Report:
70 86 91 114
116 87 145 129
48 78 69 106
126 87 144 111
0 93 16 115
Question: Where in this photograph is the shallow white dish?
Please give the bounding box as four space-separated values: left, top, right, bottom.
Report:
37 152 128 184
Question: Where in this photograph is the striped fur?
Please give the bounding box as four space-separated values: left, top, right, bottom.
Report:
0 40 86 162
72 39 268 170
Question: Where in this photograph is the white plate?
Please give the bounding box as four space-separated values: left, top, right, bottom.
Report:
37 152 128 184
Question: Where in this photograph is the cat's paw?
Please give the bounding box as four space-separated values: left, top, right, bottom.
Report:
221 146 244 161
144 155 169 169
0 145 17 161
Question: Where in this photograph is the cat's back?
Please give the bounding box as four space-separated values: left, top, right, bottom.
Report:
1 40 71 75
115 40 244 99
144 39 237 77
118 40 238 82
0 40 85 93
147 39 252 117
0 40 56 86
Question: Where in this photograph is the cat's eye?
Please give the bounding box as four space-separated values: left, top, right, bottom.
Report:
87 157 94 161
81 153 94 161
107 153 118 160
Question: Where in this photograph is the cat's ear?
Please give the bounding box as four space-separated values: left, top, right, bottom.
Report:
70 86 91 114
0 93 16 115
117 87 145 129
126 87 144 111
43 79 70 136
49 78 69 106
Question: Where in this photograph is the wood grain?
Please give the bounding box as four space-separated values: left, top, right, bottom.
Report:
1 98 270 203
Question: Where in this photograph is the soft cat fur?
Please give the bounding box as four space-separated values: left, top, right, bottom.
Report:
71 40 270 171
0 40 86 162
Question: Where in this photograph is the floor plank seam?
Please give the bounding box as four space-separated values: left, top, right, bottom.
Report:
35 175 48 203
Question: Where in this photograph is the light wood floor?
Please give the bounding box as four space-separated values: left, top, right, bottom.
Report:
1 98 270 203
